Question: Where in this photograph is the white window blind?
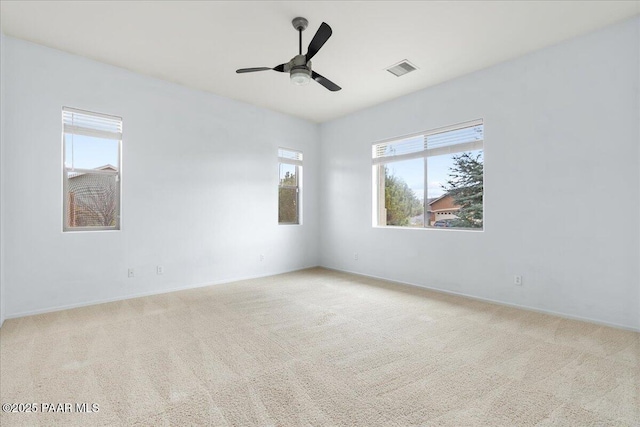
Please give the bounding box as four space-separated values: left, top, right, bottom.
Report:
278 148 303 166
372 119 483 164
63 107 123 140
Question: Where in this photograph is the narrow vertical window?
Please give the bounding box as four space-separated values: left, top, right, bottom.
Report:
63 107 122 231
278 148 303 224
372 120 484 229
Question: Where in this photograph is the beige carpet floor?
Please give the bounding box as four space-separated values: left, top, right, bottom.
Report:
0 268 638 426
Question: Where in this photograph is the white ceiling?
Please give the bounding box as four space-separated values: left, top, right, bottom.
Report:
2 1 639 123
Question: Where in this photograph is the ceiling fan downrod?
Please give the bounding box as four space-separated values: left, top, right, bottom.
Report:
292 17 308 55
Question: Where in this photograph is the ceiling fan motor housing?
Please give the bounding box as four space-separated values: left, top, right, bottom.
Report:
291 54 310 69
289 54 311 85
290 68 311 85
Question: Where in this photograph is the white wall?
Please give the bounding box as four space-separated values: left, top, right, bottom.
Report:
0 31 6 327
637 17 640 330
2 37 320 318
319 17 640 330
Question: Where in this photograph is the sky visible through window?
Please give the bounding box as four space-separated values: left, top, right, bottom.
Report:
279 163 297 185
385 149 483 201
380 125 483 202
64 134 118 170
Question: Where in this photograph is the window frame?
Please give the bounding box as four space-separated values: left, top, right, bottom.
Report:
278 147 303 225
62 107 122 232
372 119 484 230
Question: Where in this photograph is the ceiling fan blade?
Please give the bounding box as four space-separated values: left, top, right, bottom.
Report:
236 64 287 74
312 71 341 92
236 67 272 73
305 22 332 62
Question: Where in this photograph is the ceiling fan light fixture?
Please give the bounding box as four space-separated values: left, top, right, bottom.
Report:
290 67 311 85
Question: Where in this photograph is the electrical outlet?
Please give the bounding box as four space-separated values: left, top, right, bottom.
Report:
514 275 522 286
157 266 163 275
260 254 265 262
128 268 135 278
354 253 359 261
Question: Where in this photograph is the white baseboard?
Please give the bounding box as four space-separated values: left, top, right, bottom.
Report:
4 265 320 321
321 266 640 333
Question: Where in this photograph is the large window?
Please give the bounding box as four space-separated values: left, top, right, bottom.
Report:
63 107 122 231
372 120 484 230
278 148 302 224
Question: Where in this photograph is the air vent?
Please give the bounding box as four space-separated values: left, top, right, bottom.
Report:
386 60 418 77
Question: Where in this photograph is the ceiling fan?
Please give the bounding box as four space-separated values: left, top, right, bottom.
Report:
236 17 341 92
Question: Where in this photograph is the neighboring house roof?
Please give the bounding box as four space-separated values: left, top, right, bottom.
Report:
427 193 452 206
428 194 449 206
431 208 459 213
69 164 117 179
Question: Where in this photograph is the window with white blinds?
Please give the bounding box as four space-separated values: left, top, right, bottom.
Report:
278 148 302 224
62 107 122 231
372 120 484 230
278 148 303 165
372 120 483 164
